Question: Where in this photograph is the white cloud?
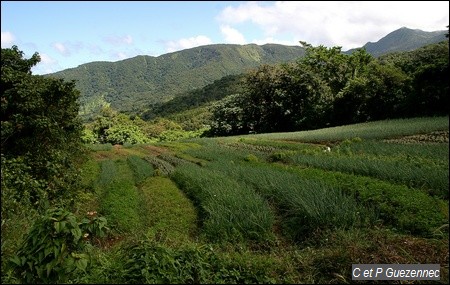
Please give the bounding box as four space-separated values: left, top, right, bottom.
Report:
165 35 213 53
108 47 147 61
53 42 68 55
112 52 128 60
39 53 57 65
1 31 15 47
217 1 449 50
104 35 133 45
220 25 246 44
52 41 83 56
31 53 60 75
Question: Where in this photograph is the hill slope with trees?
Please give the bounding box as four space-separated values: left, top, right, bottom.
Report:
47 27 447 121
48 44 306 120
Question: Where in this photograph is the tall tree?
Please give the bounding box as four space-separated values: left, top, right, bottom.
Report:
1 45 84 207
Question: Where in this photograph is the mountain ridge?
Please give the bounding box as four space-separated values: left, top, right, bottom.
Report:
47 27 448 120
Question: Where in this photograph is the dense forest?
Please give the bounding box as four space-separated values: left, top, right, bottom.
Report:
207 40 449 136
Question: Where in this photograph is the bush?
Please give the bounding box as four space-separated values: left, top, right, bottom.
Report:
9 208 107 284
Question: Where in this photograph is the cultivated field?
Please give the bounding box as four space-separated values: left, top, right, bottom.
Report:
76 116 449 283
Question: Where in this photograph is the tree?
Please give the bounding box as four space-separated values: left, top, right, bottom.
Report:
1 45 84 207
90 106 151 144
208 94 248 136
334 61 411 123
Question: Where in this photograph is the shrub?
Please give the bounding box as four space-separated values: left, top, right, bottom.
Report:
9 208 107 284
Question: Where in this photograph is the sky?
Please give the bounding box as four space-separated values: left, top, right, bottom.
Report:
1 1 449 75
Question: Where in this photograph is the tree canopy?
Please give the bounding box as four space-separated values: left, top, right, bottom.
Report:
1 45 84 210
208 41 449 136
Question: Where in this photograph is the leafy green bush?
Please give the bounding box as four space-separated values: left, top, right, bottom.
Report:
9 208 107 284
121 240 277 284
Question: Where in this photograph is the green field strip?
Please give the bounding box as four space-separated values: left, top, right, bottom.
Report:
139 176 198 246
287 166 449 236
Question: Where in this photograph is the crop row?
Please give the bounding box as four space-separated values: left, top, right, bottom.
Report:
171 164 275 244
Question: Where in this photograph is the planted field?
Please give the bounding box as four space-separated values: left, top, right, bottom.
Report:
36 117 450 283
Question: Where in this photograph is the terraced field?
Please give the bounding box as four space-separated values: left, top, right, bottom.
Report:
76 116 449 284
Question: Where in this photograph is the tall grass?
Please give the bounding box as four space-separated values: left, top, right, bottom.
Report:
126 155 154 184
86 143 113 151
343 140 449 166
244 116 448 142
208 161 373 242
98 160 116 186
289 152 449 199
144 156 175 176
139 176 198 245
171 164 275 244
291 167 448 237
98 160 141 233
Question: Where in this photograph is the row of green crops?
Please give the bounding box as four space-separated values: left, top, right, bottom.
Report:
288 151 448 199
291 167 448 237
139 176 198 245
98 160 142 233
171 163 275 244
228 136 449 199
126 155 154 184
207 160 375 242
171 134 448 238
97 157 156 234
244 116 449 142
172 141 374 241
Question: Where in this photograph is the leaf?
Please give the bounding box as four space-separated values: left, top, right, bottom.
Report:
46 262 53 277
53 246 60 258
71 227 82 242
54 221 61 233
10 255 22 266
75 258 88 272
44 246 53 258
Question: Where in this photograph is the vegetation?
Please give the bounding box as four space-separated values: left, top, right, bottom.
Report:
208 40 448 136
48 44 306 120
46 27 446 123
2 34 449 284
1 46 107 283
71 116 448 284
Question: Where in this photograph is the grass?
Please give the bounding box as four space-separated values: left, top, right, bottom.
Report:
4 116 448 284
126 155 154 184
208 160 375 242
290 167 449 237
139 176 198 246
98 159 141 233
171 163 275 244
244 116 448 142
289 151 449 199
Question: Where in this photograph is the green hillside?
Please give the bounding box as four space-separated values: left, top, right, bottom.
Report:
46 27 447 122
47 44 306 120
346 27 447 57
141 74 245 121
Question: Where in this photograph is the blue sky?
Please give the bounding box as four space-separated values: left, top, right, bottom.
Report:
2 1 448 75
